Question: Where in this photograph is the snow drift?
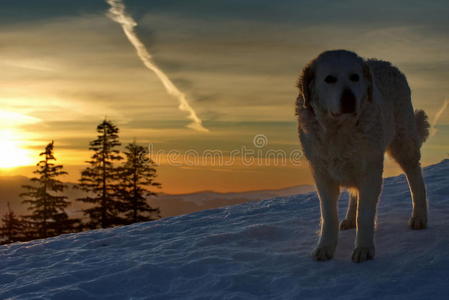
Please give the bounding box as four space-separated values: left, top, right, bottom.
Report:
1 160 449 299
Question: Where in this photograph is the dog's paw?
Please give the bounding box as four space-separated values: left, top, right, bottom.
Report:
352 246 375 263
339 219 356 230
312 245 336 261
409 215 427 230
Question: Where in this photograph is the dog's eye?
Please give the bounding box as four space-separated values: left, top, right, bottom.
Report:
349 73 359 82
324 75 337 84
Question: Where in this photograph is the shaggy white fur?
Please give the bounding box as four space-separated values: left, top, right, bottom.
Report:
295 50 430 263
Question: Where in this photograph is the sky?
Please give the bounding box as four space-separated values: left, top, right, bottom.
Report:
0 0 448 193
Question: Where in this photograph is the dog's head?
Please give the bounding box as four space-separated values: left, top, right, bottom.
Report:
297 50 372 120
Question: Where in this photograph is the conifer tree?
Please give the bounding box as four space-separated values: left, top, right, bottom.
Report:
119 142 161 224
20 141 71 238
52 211 83 235
0 203 23 244
20 219 38 241
77 119 123 228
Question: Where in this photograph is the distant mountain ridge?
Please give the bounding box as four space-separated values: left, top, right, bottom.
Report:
0 176 314 218
154 184 315 217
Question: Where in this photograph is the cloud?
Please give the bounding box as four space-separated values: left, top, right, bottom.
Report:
0 110 40 124
106 0 208 132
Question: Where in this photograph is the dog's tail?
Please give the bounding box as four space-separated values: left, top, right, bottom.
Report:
414 110 430 147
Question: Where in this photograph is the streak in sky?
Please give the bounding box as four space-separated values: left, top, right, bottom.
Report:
106 0 208 132
430 99 448 137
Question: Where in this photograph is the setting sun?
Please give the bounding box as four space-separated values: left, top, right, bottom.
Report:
0 130 34 169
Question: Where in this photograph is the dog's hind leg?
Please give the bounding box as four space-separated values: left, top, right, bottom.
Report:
340 191 357 230
388 139 427 229
405 164 427 229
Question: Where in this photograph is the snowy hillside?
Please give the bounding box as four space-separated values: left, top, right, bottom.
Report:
1 160 448 299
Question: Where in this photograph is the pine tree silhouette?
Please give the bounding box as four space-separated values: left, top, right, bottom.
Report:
119 142 161 224
0 202 24 244
20 141 73 238
77 119 123 228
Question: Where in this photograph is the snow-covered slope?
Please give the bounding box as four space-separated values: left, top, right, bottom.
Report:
1 160 448 299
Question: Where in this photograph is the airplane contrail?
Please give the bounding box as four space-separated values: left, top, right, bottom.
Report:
430 99 448 137
106 0 208 132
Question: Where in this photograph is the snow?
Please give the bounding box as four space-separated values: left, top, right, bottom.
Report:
1 160 449 299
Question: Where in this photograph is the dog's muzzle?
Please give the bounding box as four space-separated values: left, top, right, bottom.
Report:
340 88 356 114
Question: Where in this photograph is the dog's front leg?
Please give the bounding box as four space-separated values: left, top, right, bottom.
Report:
312 170 340 261
352 167 383 263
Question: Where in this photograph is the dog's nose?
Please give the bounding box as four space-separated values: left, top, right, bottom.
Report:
340 88 356 114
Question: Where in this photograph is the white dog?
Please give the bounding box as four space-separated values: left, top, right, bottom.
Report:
295 50 429 263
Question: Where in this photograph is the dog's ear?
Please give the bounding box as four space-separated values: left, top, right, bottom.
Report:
297 60 316 109
363 62 373 103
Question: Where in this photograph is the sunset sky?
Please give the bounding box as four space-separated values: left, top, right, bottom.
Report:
0 0 448 193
